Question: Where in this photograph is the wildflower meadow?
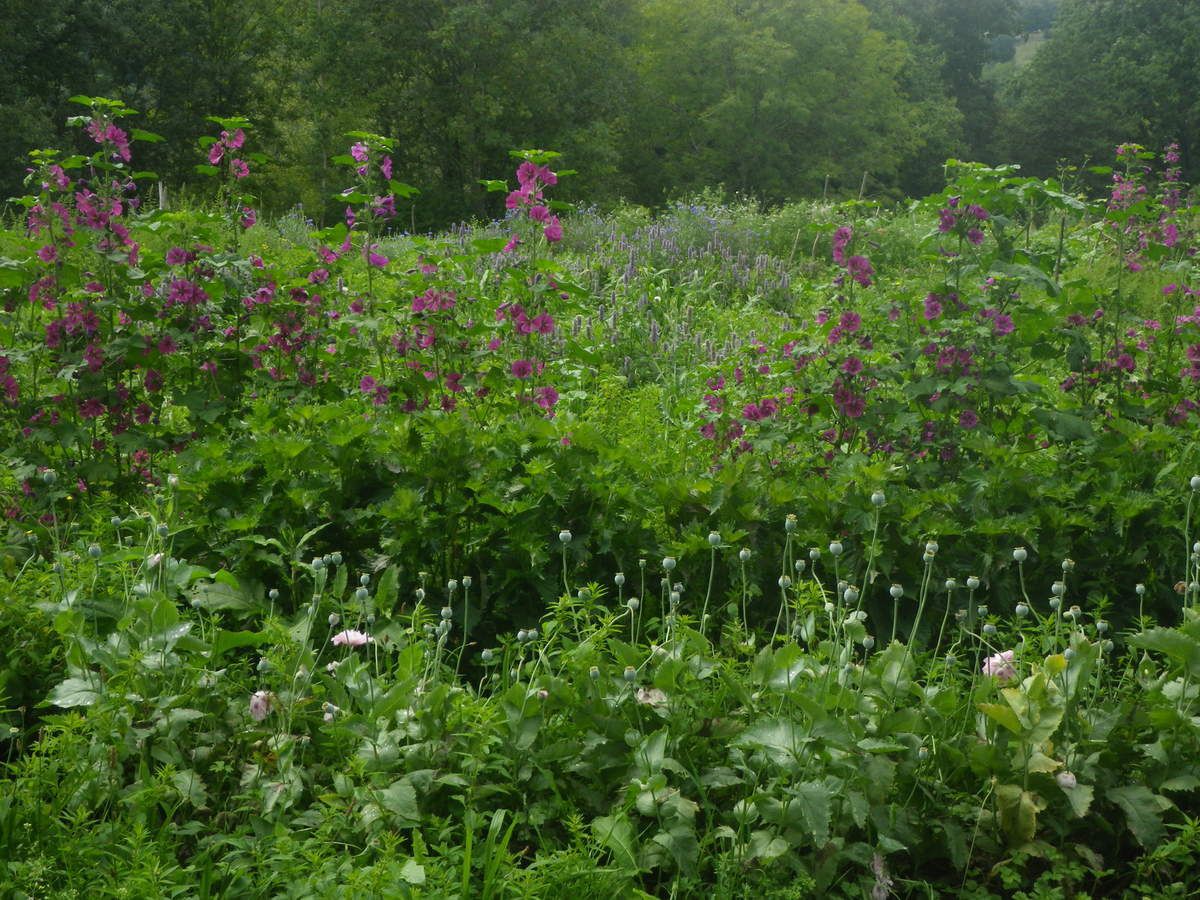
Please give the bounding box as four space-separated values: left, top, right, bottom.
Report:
3 95 1200 899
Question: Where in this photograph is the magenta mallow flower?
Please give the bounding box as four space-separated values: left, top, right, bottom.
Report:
543 216 563 243
981 649 1016 682
511 359 533 379
959 409 979 429
331 629 372 647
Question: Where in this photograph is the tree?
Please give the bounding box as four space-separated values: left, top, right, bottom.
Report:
1002 0 1200 179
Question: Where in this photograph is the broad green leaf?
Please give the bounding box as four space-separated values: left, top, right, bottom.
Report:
978 702 1022 735
379 779 420 827
49 676 101 708
1108 785 1170 847
592 814 638 872
792 780 834 847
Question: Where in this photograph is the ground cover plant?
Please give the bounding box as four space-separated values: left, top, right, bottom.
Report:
2 99 1200 897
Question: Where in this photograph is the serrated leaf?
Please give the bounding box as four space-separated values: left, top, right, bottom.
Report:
1108 785 1170 847
379 779 420 827
793 780 834 846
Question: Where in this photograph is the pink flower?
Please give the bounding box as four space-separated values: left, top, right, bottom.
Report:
222 128 246 150
241 206 257 229
208 143 224 165
502 234 520 253
959 409 979 429
331 629 372 647
982 649 1016 682
249 690 272 721
528 204 550 222
37 244 57 263
380 155 393 180
350 142 369 163
166 247 190 266
543 216 563 243
231 159 249 179
511 359 533 379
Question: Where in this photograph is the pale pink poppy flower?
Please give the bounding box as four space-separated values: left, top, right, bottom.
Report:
981 649 1016 682
331 629 372 647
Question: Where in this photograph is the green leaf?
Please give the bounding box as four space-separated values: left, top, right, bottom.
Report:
209 629 267 664
733 718 809 767
592 814 638 872
131 129 165 143
1108 785 1170 847
400 859 425 885
792 780 834 846
379 779 420 827
1130 628 1200 677
49 676 101 708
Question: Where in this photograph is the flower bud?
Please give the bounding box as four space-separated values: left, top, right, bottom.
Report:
1191 474 1200 491
967 576 980 590
627 597 640 611
1013 547 1027 563
42 470 57 486
1015 603 1029 617
784 514 797 533
977 604 988 617
517 629 528 642
925 540 939 555
983 623 997 635
440 606 453 620
88 543 101 559
328 613 340 626
615 572 626 586
312 556 325 569
623 666 637 683
1051 581 1065 596
360 573 370 586
871 490 886 507
810 547 820 561
269 588 279 601
156 524 170 539
863 635 875 650
829 541 844 556
558 529 572 544
447 579 458 593
739 548 751 563
944 578 957 591
167 474 179 489
355 587 368 602
110 516 122 528
481 648 494 663
1096 620 1108 633
1101 639 1114 653
1049 597 1061 611
537 689 549 701
462 576 472 588
794 559 807 574
415 588 426 601
662 556 676 571
708 531 721 547
843 586 859 605
890 584 904 599
331 552 343 566
669 591 681 605
1062 558 1075 572
1135 583 1146 596
778 576 792 589
589 665 600 680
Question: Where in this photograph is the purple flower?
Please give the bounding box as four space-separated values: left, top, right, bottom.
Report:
967 228 984 246
846 255 874 288
350 142 369 163
923 294 943 320
959 409 979 429
511 359 533 379
993 313 1014 336
543 216 563 243
832 226 853 266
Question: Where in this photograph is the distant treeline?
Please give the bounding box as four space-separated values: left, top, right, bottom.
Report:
2 0 1196 228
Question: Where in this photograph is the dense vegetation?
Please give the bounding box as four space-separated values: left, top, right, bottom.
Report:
1 90 1200 896
3 0 1198 229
